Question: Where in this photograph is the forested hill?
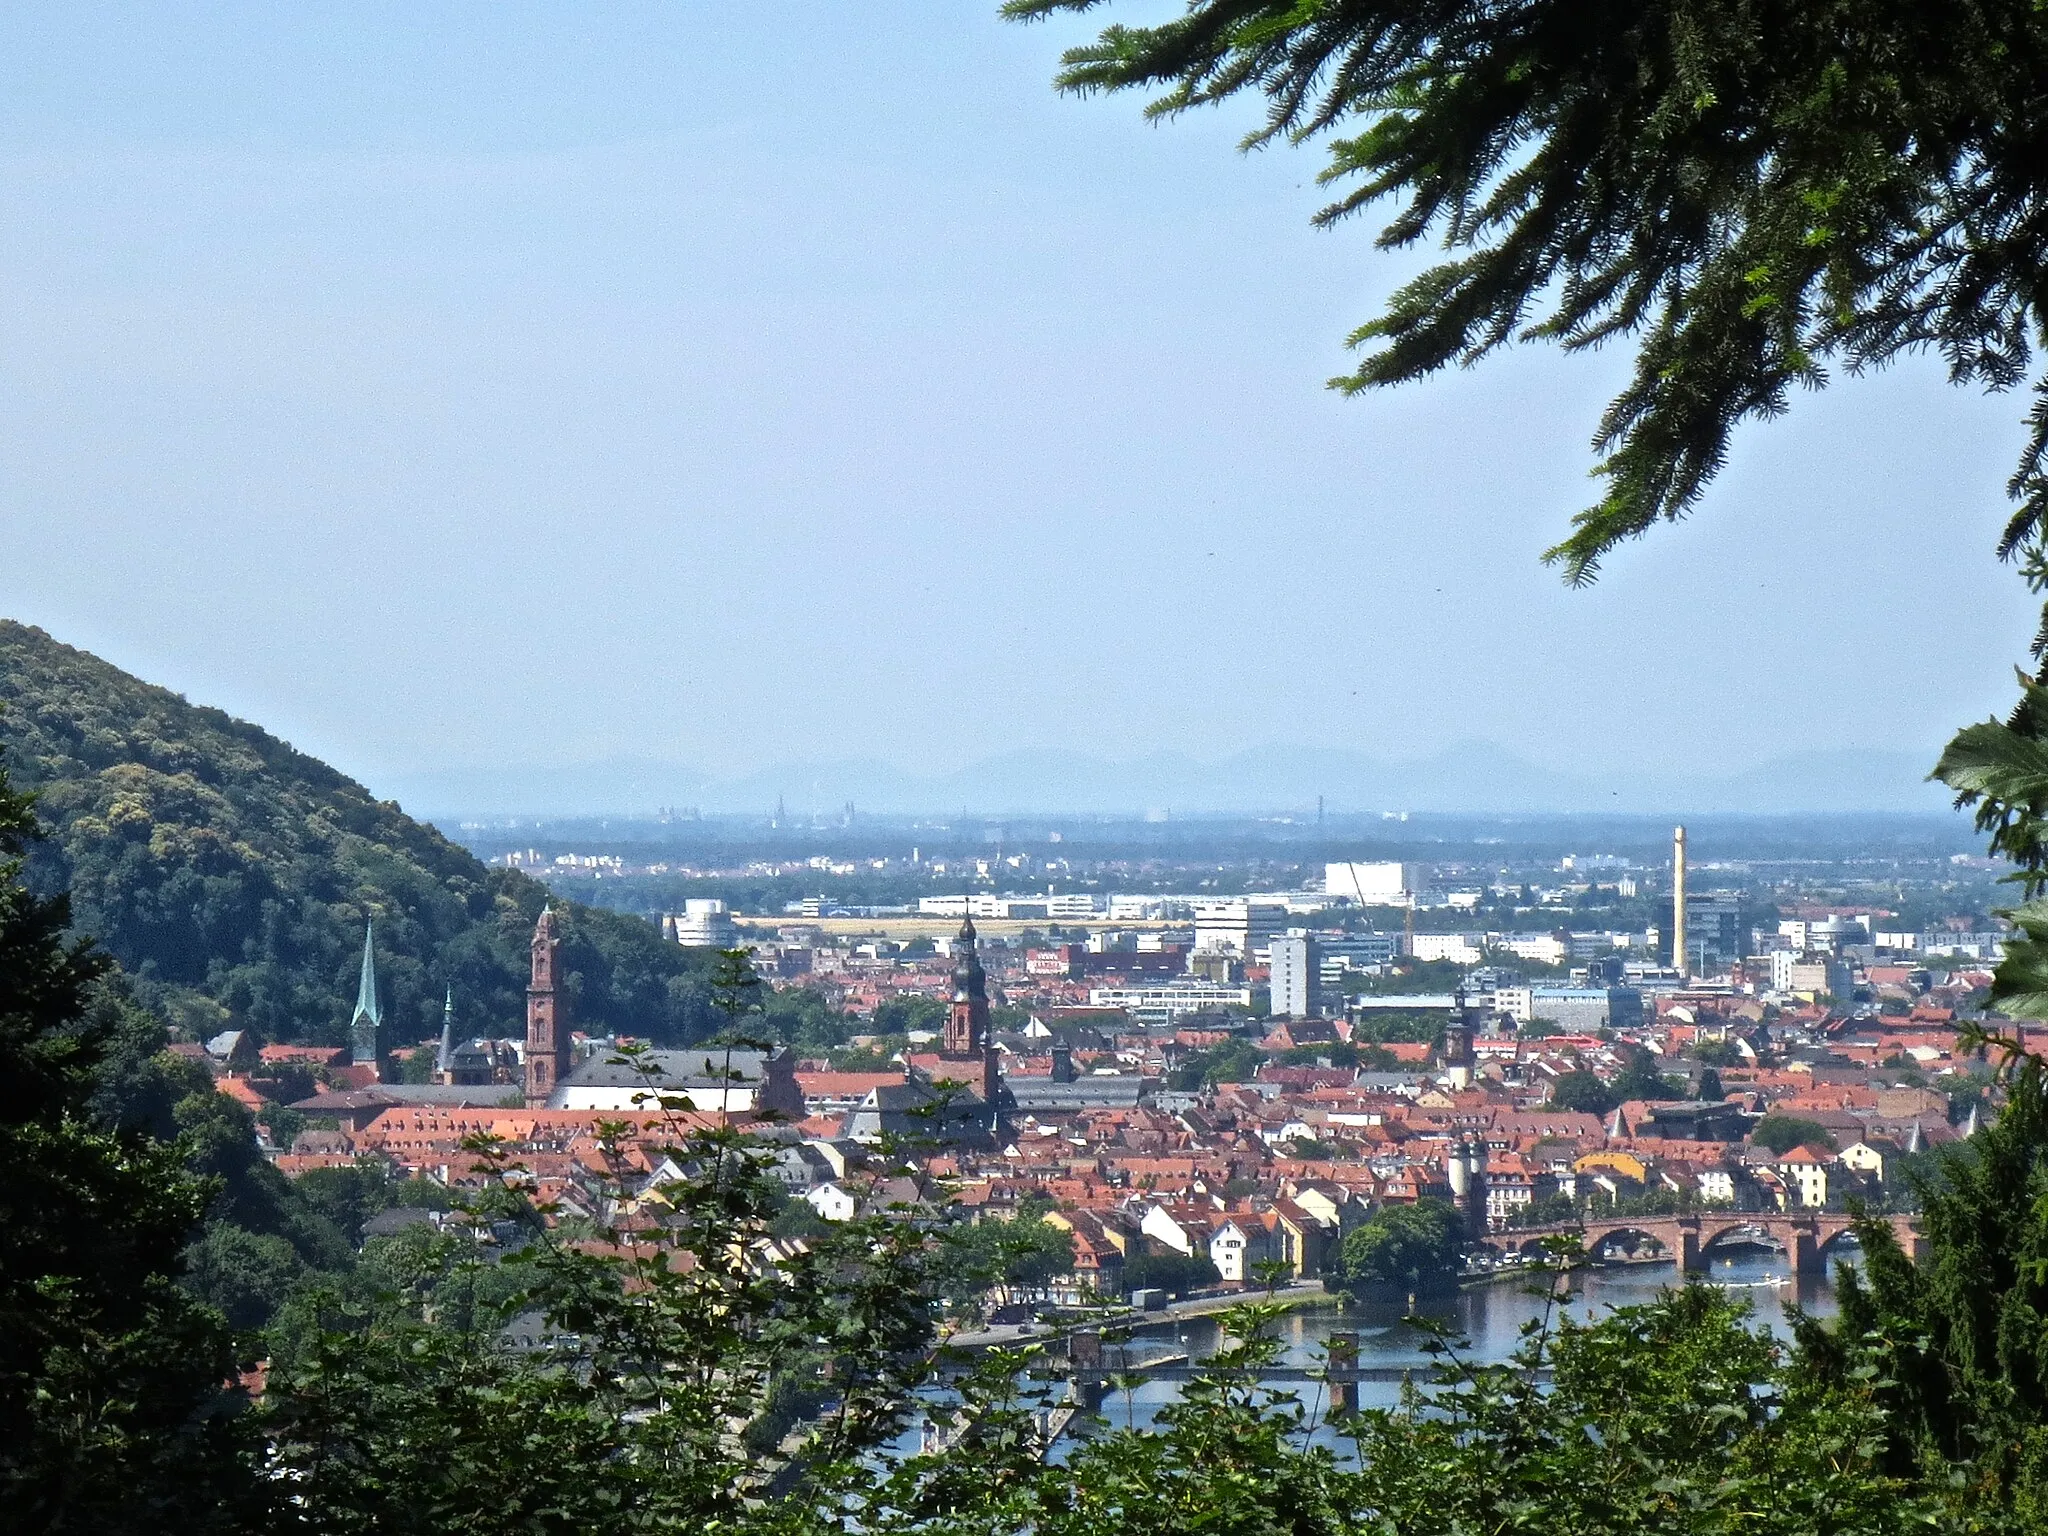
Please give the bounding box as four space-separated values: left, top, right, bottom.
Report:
0 620 720 1049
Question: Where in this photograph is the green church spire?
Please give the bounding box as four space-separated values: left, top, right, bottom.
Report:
350 921 382 1067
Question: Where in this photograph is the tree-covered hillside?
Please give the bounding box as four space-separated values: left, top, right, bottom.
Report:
0 621 720 1049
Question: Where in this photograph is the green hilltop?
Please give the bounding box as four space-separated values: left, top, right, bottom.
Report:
0 620 720 1050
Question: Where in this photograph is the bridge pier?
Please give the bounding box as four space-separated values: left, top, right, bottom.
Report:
1675 1226 1703 1274
1325 1332 1359 1420
1790 1230 1820 1279
1066 1330 1106 1409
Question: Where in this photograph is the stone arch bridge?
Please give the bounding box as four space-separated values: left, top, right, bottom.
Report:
1489 1213 1922 1278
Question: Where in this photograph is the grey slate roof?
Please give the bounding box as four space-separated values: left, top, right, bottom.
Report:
1002 1075 1148 1112
559 1047 784 1091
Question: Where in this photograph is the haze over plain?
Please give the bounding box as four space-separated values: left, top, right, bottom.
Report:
0 2 2030 814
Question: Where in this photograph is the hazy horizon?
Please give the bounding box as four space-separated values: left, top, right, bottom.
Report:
1 4 2033 797
379 739 1962 821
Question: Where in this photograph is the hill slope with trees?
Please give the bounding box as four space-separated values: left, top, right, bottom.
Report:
0 620 719 1049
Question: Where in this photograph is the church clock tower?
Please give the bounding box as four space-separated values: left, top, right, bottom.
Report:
524 906 569 1107
942 916 1001 1121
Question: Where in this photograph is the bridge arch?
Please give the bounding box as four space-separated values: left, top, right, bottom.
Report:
1698 1221 1789 1257
1580 1225 1673 1261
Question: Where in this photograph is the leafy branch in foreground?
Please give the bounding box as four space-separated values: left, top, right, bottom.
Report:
1006 0 2048 585
0 747 258 1533
1936 652 2048 1028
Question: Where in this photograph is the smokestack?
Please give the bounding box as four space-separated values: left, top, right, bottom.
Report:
1673 824 1689 979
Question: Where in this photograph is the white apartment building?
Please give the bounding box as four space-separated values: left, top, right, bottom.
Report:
1918 932 2008 960
1088 981 1255 1023
1208 1218 1272 1285
1777 1148 1831 1209
1108 894 1170 921
1494 933 1569 967
918 894 1005 918
1410 932 1484 965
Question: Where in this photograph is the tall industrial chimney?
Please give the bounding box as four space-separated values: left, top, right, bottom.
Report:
1672 824 1689 979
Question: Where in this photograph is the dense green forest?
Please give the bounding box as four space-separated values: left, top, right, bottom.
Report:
0 621 723 1049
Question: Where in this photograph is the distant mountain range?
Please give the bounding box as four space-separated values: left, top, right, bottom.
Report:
378 741 1958 819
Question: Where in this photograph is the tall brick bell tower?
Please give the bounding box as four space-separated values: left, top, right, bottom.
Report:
943 915 1001 1123
524 905 569 1107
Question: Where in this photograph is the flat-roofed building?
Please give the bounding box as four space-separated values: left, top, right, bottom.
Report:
1324 861 1425 906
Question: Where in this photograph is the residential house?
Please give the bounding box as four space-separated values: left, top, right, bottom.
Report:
1776 1145 1832 1209
806 1182 859 1222
1209 1215 1278 1287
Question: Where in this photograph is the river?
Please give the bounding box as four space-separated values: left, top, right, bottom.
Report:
1085 1247 1838 1434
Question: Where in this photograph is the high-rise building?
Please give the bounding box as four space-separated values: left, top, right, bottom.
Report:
524 906 570 1108
1685 892 1749 970
1268 932 1321 1019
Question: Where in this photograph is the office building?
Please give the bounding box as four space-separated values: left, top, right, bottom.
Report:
1192 899 1289 957
1683 893 1747 970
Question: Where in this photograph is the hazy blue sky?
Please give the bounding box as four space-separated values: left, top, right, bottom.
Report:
1 2 2036 801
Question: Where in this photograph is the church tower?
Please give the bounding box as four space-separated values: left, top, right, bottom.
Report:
435 987 456 1085
1438 986 1476 1091
349 921 383 1081
943 915 1001 1119
524 906 569 1107
945 915 990 1055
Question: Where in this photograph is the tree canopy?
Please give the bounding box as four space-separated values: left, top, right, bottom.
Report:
0 621 724 1048
0 750 255 1530
1753 1112 1840 1155
1611 1045 1684 1102
1549 1068 1616 1117
1327 1196 1467 1296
